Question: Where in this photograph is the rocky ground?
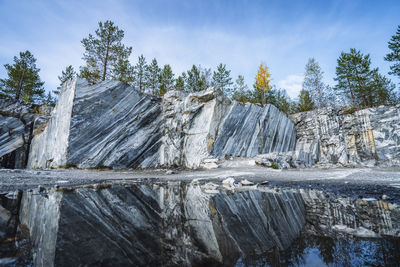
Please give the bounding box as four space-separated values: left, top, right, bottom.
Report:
1 165 399 203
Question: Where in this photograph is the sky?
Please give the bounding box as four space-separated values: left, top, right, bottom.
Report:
0 0 399 99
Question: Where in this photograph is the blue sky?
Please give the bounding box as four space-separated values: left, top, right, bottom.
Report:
0 0 399 98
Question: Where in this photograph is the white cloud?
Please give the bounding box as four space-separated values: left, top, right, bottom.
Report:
278 74 303 99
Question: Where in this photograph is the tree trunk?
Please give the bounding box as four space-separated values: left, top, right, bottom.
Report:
102 35 111 81
15 67 26 102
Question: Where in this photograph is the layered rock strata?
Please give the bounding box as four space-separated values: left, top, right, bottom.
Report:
292 105 400 167
27 79 163 169
0 97 49 169
160 88 296 168
28 80 296 169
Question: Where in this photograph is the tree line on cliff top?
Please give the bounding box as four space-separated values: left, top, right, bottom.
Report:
0 21 399 114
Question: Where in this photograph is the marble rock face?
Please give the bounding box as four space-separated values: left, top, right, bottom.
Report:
0 97 49 169
291 105 400 167
28 81 296 169
160 88 296 168
27 78 163 169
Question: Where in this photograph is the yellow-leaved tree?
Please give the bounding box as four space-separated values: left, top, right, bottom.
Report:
254 63 272 106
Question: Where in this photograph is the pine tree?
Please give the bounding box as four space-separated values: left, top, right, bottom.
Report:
185 65 211 92
232 75 249 102
134 55 147 92
145 58 161 95
44 91 56 107
334 48 397 108
254 63 272 106
175 74 186 91
334 48 373 107
384 25 400 79
111 58 134 85
80 20 132 84
54 65 76 95
0 50 44 103
297 89 314 112
212 63 233 96
303 58 329 108
159 65 174 96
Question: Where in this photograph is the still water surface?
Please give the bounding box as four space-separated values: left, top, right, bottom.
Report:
235 234 400 267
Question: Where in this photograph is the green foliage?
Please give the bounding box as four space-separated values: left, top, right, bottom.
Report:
80 20 132 84
385 25 400 78
334 48 397 108
159 64 174 96
54 65 76 96
303 58 333 108
175 74 185 91
212 63 233 96
111 58 135 85
184 65 211 92
296 89 315 112
0 50 45 103
145 58 161 95
232 75 250 102
270 162 279 169
134 55 147 92
44 91 56 107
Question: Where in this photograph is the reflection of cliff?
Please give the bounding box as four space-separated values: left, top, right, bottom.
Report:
0 180 397 266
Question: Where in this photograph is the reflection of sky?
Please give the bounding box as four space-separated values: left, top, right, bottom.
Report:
0 1 399 98
235 236 400 266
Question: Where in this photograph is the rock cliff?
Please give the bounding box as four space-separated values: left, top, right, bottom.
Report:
28 79 163 169
28 79 295 169
292 105 400 167
0 97 49 169
160 89 296 168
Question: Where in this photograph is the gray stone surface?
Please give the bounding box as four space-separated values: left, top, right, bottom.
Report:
0 97 49 169
28 82 295 170
161 88 296 168
291 105 400 167
28 78 163 169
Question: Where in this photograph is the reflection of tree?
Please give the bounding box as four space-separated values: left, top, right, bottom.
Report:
315 236 335 265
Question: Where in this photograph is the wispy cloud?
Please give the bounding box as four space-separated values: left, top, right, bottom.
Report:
278 74 303 99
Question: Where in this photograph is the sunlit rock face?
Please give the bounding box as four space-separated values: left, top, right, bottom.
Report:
18 182 306 267
28 81 296 169
292 105 400 167
161 88 296 168
0 97 49 169
27 78 163 169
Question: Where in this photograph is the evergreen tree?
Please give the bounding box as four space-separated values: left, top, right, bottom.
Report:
232 75 250 102
159 64 174 96
134 55 147 92
111 58 134 85
303 58 329 108
212 63 233 96
44 91 56 107
297 89 314 112
0 50 44 103
145 58 161 95
185 65 211 92
384 25 400 79
175 74 186 91
54 65 76 95
334 48 398 108
80 20 132 84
